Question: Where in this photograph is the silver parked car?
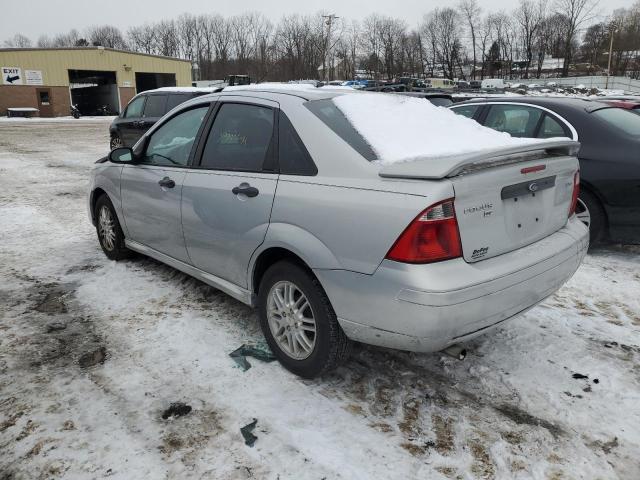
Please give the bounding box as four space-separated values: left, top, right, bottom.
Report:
88 88 588 378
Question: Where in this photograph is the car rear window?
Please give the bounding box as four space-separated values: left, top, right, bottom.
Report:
304 99 377 161
143 95 168 118
592 107 640 136
166 93 196 112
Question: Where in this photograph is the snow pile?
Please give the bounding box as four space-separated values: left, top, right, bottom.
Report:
333 92 568 165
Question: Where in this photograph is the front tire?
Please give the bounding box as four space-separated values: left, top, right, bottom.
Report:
257 261 351 378
576 190 606 244
95 195 130 260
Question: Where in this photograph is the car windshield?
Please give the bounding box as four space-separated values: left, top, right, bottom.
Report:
592 107 640 136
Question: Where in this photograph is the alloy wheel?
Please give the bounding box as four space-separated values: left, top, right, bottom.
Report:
98 205 116 251
267 281 317 360
575 198 591 229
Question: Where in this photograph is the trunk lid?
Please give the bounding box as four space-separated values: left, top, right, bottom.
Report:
379 140 580 263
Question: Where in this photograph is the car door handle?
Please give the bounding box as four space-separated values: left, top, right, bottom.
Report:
158 177 175 189
232 183 259 198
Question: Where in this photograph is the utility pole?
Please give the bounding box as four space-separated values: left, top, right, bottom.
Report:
606 21 619 90
322 14 339 83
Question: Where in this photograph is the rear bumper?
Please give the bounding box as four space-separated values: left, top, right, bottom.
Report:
315 216 588 353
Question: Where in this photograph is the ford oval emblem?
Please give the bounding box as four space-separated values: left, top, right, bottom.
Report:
528 182 538 192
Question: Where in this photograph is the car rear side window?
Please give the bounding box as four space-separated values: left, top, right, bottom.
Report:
484 104 542 137
278 111 317 176
143 95 168 118
143 106 209 166
427 97 453 107
305 99 377 161
537 114 568 138
451 104 480 119
200 103 275 172
125 96 145 118
592 107 640 136
166 94 195 112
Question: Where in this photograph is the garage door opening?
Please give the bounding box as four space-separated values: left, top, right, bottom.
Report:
135 72 176 93
68 70 119 116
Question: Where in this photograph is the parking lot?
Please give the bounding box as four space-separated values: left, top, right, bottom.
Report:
1 118 639 479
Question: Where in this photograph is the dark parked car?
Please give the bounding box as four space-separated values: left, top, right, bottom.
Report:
599 99 640 115
110 88 216 149
450 97 640 244
394 91 454 107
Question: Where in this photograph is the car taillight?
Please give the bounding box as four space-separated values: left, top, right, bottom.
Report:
569 170 580 217
386 199 462 264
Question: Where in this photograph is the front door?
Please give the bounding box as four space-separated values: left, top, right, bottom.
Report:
120 105 210 262
36 88 53 117
182 98 279 288
118 95 147 146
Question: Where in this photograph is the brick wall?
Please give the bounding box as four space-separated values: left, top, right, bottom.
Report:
50 87 71 117
0 85 38 115
0 85 71 117
119 87 136 112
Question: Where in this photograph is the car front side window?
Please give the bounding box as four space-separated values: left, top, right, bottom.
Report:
125 96 145 118
142 106 209 167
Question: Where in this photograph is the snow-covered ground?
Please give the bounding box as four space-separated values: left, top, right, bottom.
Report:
0 118 639 480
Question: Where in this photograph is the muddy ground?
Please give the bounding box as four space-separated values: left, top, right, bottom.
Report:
1 119 639 479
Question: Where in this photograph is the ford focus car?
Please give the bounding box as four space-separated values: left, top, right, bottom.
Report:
88 88 588 378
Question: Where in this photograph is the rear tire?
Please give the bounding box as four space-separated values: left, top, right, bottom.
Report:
95 195 130 260
576 190 606 244
257 261 351 378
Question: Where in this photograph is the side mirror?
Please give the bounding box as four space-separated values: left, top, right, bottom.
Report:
109 147 134 163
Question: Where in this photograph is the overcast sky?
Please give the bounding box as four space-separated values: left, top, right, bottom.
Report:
2 0 634 41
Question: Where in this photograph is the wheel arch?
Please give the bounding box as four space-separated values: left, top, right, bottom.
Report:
249 224 343 295
579 180 609 224
89 187 108 225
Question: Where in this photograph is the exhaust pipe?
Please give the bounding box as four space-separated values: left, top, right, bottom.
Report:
442 344 466 360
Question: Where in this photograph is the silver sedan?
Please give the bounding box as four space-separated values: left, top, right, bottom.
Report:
88 87 588 378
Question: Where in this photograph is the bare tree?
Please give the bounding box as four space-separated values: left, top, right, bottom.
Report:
154 21 179 57
128 24 156 54
516 0 547 78
554 0 599 75
424 8 462 79
458 0 481 79
3 33 32 48
86 25 127 49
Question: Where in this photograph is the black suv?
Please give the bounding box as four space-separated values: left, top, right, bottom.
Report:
110 89 213 149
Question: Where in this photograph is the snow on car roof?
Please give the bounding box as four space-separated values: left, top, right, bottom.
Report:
151 87 221 93
332 92 564 165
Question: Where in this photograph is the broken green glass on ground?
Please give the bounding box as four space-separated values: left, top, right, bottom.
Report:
241 418 258 447
229 343 276 371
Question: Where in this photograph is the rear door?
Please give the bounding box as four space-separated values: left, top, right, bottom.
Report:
181 97 279 288
119 95 147 146
139 93 168 135
120 104 210 262
166 93 198 113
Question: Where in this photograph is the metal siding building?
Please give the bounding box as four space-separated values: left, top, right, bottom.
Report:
0 47 192 117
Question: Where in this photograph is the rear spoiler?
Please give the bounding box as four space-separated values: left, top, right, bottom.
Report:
378 140 580 180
